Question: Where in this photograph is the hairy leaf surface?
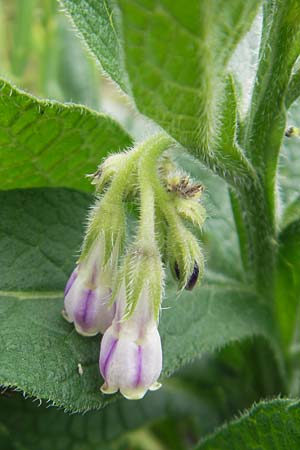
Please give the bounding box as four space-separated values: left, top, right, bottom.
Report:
0 78 132 191
0 387 207 450
61 0 260 184
196 399 300 450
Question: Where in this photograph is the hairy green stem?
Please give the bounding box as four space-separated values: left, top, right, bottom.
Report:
236 0 300 298
137 134 174 244
105 134 172 205
227 0 300 395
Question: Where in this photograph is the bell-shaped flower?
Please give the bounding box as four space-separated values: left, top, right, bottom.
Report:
62 239 116 336
99 282 162 399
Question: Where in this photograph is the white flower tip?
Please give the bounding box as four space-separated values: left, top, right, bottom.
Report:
121 388 147 400
149 381 162 392
100 383 161 400
61 308 72 323
100 382 118 395
74 323 99 337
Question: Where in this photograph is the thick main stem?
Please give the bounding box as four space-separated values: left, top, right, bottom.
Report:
229 0 300 394
237 184 276 301
240 0 300 298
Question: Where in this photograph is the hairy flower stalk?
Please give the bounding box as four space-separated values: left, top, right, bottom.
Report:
99 137 167 399
62 158 128 336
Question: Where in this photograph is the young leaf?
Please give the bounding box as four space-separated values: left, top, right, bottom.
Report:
0 187 277 411
212 75 257 185
0 78 132 191
195 398 300 450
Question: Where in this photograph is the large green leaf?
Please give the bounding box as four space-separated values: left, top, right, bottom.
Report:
0 187 276 411
60 0 259 185
196 398 300 450
116 0 260 162
0 78 132 191
0 387 207 450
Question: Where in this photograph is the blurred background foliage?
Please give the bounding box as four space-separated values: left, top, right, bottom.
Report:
0 0 147 138
0 0 100 105
0 1 299 449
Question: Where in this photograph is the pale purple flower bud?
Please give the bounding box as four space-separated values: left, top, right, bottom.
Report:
99 284 162 399
62 240 115 336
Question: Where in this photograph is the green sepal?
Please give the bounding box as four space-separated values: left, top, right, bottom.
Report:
89 152 128 192
80 196 125 266
155 206 168 260
121 245 164 322
173 197 206 229
168 223 204 291
90 150 139 197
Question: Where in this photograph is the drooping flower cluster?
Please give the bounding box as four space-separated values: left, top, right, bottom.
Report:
62 134 206 400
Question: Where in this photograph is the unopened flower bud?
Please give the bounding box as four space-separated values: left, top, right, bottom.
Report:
99 283 162 400
174 260 200 291
88 153 127 191
121 244 164 321
63 240 115 336
285 126 300 138
161 166 203 200
185 261 200 290
168 226 204 290
173 197 206 229
81 199 125 266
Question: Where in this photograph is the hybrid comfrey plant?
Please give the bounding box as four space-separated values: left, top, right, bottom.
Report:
1 0 300 448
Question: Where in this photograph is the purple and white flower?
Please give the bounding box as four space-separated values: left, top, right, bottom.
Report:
63 240 115 336
99 283 162 400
